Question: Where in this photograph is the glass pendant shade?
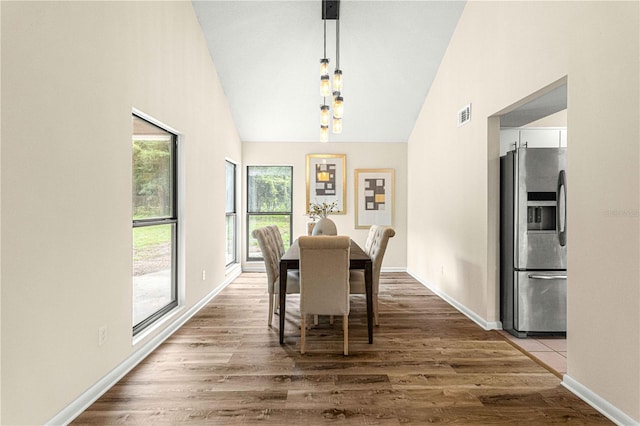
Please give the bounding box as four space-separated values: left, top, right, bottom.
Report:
320 58 329 76
333 96 344 119
320 75 331 97
333 69 343 92
320 105 330 126
332 117 342 134
320 125 329 142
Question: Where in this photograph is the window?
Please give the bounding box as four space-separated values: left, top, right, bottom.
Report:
132 114 178 335
225 160 238 266
247 166 293 260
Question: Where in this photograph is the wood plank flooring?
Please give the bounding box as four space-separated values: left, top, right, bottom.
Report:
72 272 611 425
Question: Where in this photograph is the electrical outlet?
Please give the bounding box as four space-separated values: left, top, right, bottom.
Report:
202 270 206 281
98 325 108 346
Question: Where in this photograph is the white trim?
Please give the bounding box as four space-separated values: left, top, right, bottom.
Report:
225 263 242 278
225 157 241 267
132 107 181 136
562 375 639 426
46 269 241 426
407 268 500 331
380 267 406 273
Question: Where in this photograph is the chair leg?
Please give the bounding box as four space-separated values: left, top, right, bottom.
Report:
374 293 379 326
343 315 349 356
268 294 274 326
301 315 306 354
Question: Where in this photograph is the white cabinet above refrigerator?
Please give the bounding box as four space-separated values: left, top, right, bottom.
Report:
500 127 567 156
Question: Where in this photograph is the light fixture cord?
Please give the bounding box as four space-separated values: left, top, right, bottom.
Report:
336 15 340 70
323 6 327 59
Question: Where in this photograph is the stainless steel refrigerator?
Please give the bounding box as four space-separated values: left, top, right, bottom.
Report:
500 147 567 337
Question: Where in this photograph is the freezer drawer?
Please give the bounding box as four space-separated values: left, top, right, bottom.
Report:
515 271 566 333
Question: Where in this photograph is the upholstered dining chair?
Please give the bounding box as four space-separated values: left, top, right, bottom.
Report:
349 225 396 326
252 226 300 327
298 235 351 355
266 224 285 258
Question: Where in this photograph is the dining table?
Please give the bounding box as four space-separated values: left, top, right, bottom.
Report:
279 238 374 344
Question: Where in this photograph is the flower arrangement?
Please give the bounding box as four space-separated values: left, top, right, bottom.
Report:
308 200 339 221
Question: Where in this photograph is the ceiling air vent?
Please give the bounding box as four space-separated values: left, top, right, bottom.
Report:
457 103 471 127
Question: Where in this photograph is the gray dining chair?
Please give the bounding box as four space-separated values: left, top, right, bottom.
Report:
252 226 299 326
298 235 351 355
349 225 396 325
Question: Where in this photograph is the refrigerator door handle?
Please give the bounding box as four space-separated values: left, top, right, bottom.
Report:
557 169 567 247
528 274 567 280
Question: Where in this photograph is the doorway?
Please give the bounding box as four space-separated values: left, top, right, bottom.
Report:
488 77 568 376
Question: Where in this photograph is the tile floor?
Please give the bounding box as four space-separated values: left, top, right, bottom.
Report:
498 330 567 376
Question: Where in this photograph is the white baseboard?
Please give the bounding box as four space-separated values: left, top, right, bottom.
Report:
562 375 639 426
406 268 500 330
47 268 241 426
380 267 406 273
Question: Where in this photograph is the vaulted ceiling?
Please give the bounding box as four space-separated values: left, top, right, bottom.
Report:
192 1 467 143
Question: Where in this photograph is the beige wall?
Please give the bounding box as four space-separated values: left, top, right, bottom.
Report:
407 1 638 421
242 142 407 269
1 2 241 424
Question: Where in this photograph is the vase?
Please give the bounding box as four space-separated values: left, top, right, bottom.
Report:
306 222 316 236
312 217 337 236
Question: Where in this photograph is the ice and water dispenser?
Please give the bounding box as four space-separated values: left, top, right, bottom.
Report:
527 192 556 231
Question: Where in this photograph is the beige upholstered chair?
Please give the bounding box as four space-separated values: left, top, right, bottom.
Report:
252 227 299 326
298 235 351 355
266 224 285 258
350 225 396 325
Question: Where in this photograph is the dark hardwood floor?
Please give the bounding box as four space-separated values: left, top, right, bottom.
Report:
73 272 611 424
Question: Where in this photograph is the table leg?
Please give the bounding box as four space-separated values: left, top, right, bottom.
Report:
279 261 287 344
365 261 373 344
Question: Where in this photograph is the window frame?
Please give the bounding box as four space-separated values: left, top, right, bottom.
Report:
132 113 179 336
246 165 293 262
225 159 239 267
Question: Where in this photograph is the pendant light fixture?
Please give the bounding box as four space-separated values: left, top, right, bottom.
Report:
333 13 343 93
320 125 329 142
318 0 343 142
320 105 330 126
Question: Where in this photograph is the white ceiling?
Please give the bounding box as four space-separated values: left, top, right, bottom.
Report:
192 0 467 143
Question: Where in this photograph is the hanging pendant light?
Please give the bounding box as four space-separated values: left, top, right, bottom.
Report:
320 58 329 76
320 75 331 97
319 7 331 98
333 12 343 93
318 0 343 141
333 69 343 92
320 125 329 142
332 117 342 134
320 104 330 126
333 95 344 119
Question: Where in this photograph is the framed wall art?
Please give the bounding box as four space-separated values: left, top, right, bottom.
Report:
306 154 346 214
354 168 394 228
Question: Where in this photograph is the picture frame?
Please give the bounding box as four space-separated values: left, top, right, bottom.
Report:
306 154 347 214
355 168 394 228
